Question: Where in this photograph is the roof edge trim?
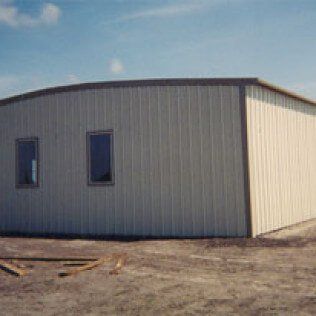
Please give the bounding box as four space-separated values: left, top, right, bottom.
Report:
0 77 315 107
254 79 316 106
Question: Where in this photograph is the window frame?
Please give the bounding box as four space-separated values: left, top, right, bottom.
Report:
87 130 114 186
15 137 40 189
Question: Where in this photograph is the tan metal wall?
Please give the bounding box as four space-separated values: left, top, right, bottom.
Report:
0 85 247 237
246 85 316 236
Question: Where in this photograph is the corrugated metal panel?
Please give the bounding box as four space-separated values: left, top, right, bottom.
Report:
0 85 247 237
246 85 316 236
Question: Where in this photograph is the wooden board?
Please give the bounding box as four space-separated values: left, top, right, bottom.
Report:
0 260 27 277
110 254 127 275
0 257 97 262
59 256 113 277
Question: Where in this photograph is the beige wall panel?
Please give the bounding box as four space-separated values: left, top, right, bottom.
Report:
246 86 316 236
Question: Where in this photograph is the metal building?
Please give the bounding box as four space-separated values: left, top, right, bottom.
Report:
0 78 315 237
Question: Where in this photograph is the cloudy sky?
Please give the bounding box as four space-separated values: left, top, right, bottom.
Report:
0 0 316 99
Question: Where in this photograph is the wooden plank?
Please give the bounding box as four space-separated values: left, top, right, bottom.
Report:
62 263 87 267
59 256 113 277
110 254 127 275
0 257 98 262
0 260 27 277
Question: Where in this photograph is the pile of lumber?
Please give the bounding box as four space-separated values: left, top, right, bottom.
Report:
0 253 127 278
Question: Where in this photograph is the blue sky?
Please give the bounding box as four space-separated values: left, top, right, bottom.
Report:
0 0 316 99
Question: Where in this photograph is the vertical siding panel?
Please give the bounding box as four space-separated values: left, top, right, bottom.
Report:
131 88 141 234
289 99 296 222
232 87 246 236
207 87 217 235
40 96 46 233
159 86 172 235
220 88 229 236
68 92 76 234
0 109 3 230
131 88 138 234
66 92 74 232
222 87 237 236
0 108 8 231
157 87 164 235
189 87 203 235
137 88 145 235
54 94 61 233
208 87 219 235
59 93 66 234
26 100 33 232
178 86 192 235
48 95 56 233
79 91 88 234
149 87 162 235
66 92 73 234
166 87 175 236
307 105 314 218
140 87 152 235
16 103 23 232
2 108 9 231
252 87 261 234
11 106 16 231
0 110 4 230
169 86 182 235
199 87 211 235
266 90 273 232
122 88 133 235
214 87 226 235
187 87 195 235
14 104 19 231
62 93 69 233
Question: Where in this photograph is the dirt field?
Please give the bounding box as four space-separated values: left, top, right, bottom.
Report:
0 220 316 315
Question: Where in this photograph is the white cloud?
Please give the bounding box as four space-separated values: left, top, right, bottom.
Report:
66 74 80 84
109 58 124 74
0 1 61 28
40 3 61 25
122 2 205 20
108 0 259 24
118 0 229 21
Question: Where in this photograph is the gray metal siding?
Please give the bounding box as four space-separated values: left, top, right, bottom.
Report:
246 85 316 236
0 85 247 237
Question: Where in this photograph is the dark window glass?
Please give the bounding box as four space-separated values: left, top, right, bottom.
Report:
16 139 38 187
88 132 113 184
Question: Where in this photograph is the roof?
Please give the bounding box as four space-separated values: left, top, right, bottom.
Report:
0 77 315 107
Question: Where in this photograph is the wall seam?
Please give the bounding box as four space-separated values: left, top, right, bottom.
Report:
239 85 253 237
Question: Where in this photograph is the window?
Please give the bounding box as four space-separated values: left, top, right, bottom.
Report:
16 138 39 188
87 131 114 185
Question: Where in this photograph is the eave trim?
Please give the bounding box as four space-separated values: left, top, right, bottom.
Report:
0 77 315 107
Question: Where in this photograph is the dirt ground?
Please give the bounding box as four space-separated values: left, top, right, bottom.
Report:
0 220 316 315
